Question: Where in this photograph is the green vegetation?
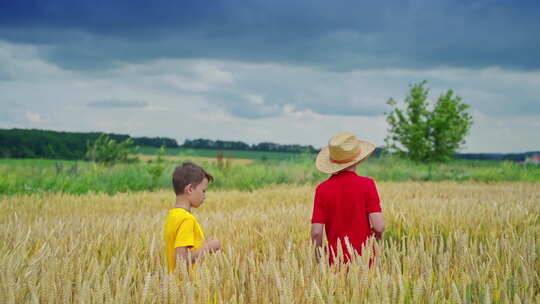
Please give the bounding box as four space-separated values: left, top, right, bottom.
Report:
386 81 473 162
0 128 178 159
1 155 538 196
0 128 315 160
182 138 317 153
3 128 536 163
86 133 136 164
134 146 304 161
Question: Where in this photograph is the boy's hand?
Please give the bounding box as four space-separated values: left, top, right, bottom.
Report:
371 229 383 240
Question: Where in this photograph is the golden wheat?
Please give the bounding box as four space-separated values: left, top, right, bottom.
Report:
0 182 538 303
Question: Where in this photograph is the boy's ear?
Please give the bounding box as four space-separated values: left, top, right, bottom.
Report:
184 184 193 194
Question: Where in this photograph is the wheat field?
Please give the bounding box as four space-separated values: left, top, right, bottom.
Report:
1 182 538 303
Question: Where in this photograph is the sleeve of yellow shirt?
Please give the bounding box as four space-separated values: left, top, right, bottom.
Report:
174 218 195 248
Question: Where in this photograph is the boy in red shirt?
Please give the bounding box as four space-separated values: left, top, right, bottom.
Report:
311 131 386 264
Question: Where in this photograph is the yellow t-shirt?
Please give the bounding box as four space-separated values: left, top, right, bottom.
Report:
164 208 205 272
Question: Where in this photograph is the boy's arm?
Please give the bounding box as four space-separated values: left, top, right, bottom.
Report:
311 223 324 261
176 247 195 265
369 212 385 240
176 239 220 265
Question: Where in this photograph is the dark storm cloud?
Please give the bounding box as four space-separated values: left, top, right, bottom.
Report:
87 100 148 109
1 0 539 71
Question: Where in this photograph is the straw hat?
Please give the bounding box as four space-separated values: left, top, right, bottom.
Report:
315 131 376 174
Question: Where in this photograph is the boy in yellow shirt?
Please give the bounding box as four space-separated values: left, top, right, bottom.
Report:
164 162 220 272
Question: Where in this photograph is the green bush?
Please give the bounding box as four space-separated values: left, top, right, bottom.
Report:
86 134 136 165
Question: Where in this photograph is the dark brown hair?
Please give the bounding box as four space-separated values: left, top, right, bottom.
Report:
172 162 214 195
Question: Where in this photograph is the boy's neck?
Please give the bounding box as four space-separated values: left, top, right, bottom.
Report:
344 164 357 172
174 195 191 212
334 164 357 175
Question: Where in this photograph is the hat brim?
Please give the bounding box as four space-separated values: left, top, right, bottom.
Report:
315 140 376 174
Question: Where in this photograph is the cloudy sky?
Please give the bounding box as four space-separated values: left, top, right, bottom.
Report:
1 1 539 153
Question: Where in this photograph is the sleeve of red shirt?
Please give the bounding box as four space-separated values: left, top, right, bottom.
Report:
311 186 326 224
366 179 382 213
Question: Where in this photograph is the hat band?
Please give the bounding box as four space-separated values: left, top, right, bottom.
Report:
330 150 361 164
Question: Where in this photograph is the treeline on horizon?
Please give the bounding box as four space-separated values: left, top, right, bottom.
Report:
1 128 537 161
0 128 317 160
182 138 318 153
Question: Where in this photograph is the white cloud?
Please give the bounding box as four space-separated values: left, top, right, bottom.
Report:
87 100 148 109
113 59 235 93
245 94 265 105
0 41 539 153
191 61 235 85
143 105 169 112
465 110 540 153
25 112 43 123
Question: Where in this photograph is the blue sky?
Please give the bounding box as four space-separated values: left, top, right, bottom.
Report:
1 0 539 152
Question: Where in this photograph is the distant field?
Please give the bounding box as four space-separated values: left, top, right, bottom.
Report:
134 146 306 161
135 154 254 165
0 158 81 167
1 155 539 195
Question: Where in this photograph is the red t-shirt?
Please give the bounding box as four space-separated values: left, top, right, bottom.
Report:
311 171 382 264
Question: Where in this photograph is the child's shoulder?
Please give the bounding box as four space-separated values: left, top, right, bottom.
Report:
167 208 197 221
353 175 378 188
356 175 375 182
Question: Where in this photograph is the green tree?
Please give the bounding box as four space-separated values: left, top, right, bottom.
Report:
385 81 473 162
146 145 167 187
86 133 134 164
155 145 167 163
